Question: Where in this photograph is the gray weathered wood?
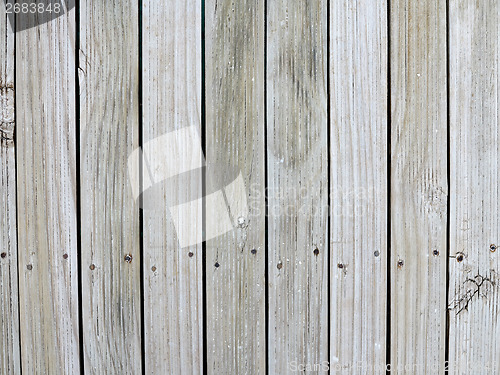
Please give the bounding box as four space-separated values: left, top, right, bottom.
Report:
390 0 448 372
267 0 328 372
80 1 141 372
0 2 20 373
142 0 203 373
330 0 388 372
448 1 500 373
205 0 266 373
16 7 80 374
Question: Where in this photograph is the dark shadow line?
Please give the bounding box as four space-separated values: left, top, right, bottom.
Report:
326 0 331 373
445 0 451 371
263 0 269 374
386 0 392 373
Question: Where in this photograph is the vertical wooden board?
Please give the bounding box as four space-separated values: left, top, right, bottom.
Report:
0 2 20 373
390 0 448 373
80 1 141 373
205 0 265 373
267 0 328 373
142 0 203 373
330 0 388 372
448 1 500 373
16 6 80 375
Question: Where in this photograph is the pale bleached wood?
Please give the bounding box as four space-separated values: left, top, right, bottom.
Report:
80 1 141 373
267 0 328 372
142 0 203 373
0 2 20 374
330 0 388 372
390 0 448 372
16 7 80 375
448 1 500 373
205 0 266 373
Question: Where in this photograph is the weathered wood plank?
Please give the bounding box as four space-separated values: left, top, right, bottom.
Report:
142 0 203 373
267 0 328 372
205 0 266 373
80 1 141 372
448 1 500 373
0 2 20 373
330 0 388 372
16 6 80 374
390 0 448 372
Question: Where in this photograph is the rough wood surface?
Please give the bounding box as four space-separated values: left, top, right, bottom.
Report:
80 1 142 372
16 7 80 374
448 1 500 373
330 0 388 372
205 0 266 373
0 2 20 374
142 0 203 373
390 0 448 372
267 0 329 372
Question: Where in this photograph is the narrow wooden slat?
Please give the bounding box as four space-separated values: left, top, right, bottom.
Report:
330 0 388 372
448 1 500 372
390 0 448 372
267 0 328 372
0 2 20 373
205 0 266 373
80 1 141 372
16 7 80 374
142 0 203 373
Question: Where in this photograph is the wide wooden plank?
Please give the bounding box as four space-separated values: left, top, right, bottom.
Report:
205 0 266 373
16 6 80 374
80 1 141 372
267 0 328 372
0 2 20 373
330 0 388 372
448 1 500 373
142 0 203 373
390 0 448 372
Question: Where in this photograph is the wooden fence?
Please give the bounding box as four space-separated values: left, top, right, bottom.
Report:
0 0 498 374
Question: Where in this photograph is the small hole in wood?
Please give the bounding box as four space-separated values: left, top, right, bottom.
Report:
337 263 344 269
188 252 194 257
215 262 220 268
251 249 257 255
456 254 464 262
433 250 439 256
490 244 497 252
374 251 380 257
313 248 319 256
0 252 6 259
27 264 32 270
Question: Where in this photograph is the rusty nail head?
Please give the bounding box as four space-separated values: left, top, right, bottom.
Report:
277 262 283 270
491 244 497 252
337 263 344 269
457 254 464 262
313 248 320 256
0 252 6 258
27 264 32 270
89 264 95 270
124 254 133 263
151 266 157 272
63 253 69 259
188 252 194 257
433 250 439 256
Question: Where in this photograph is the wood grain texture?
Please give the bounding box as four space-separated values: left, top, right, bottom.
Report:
390 0 448 372
330 0 388 372
205 0 266 373
0 2 20 373
80 1 141 373
267 0 328 372
16 6 80 374
448 1 500 373
142 0 203 373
